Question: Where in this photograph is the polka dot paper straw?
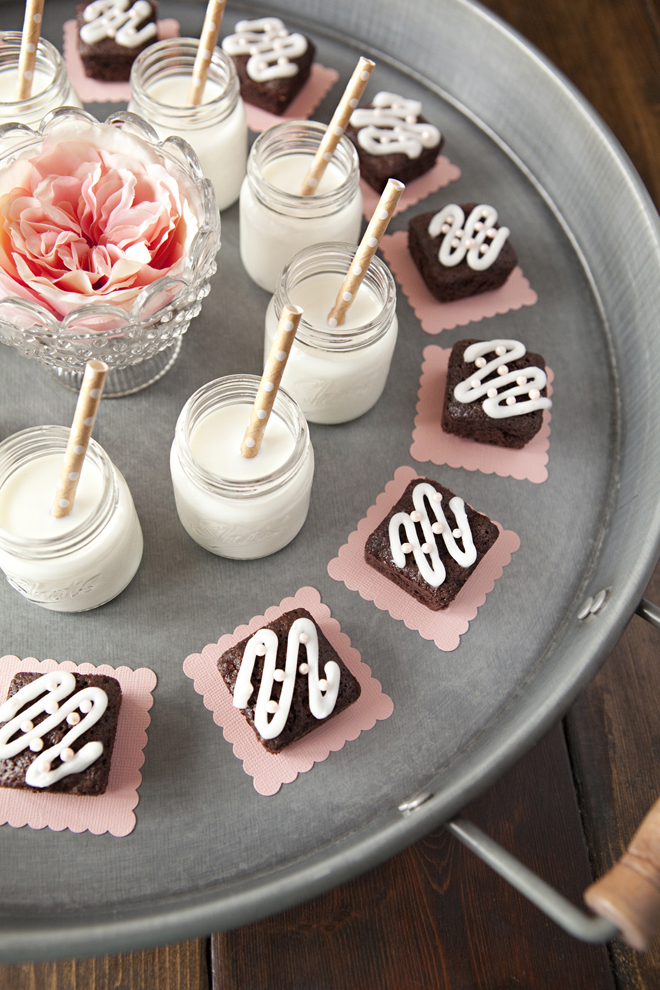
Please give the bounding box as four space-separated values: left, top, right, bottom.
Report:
327 178 405 327
186 0 227 107
240 305 303 459
300 56 375 197
15 0 44 100
52 360 109 519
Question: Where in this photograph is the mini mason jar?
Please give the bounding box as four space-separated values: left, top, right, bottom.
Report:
0 427 143 612
129 38 247 211
265 242 398 424
170 375 314 559
239 120 362 292
0 33 81 130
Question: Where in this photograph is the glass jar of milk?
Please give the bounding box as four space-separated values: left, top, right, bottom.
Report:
170 375 314 559
0 33 81 129
264 242 398 424
129 38 247 211
239 120 362 292
0 427 143 612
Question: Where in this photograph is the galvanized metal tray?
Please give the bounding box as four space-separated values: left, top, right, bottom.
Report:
1 0 660 962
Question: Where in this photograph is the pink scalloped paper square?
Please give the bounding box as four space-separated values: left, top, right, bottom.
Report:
63 19 180 104
380 230 537 334
0 656 156 837
327 466 520 651
183 587 393 796
411 345 554 483
360 156 461 220
244 64 340 133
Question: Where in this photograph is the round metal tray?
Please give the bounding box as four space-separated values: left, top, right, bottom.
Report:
1 0 660 963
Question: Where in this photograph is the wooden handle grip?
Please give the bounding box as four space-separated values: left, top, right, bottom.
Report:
584 795 660 950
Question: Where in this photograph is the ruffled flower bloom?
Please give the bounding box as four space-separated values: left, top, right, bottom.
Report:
0 123 199 319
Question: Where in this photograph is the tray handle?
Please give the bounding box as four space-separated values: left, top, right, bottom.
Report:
445 596 660 948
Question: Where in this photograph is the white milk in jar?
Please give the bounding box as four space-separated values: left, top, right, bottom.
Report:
170 375 314 559
0 427 143 612
129 38 247 211
0 33 81 130
239 119 362 292
265 242 398 424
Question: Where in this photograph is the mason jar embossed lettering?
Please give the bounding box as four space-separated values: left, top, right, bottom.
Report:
170 375 314 559
0 427 143 612
264 242 398 424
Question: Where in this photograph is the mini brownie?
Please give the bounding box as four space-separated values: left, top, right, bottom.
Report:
443 339 549 449
408 203 517 302
365 478 499 610
222 23 315 116
76 1 158 82
0 672 121 795
218 607 360 753
346 103 442 194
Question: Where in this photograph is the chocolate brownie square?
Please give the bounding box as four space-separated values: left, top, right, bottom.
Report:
443 338 550 449
222 22 315 115
218 608 360 753
346 100 443 194
365 478 499 610
408 203 517 302
77 1 158 82
0 671 121 794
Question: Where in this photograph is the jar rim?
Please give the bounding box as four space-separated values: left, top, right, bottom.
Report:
0 33 69 111
0 426 118 559
174 375 311 499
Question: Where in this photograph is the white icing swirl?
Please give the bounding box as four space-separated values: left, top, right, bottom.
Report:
427 204 509 271
388 482 477 588
80 0 157 48
0 671 108 789
350 92 441 159
454 339 552 419
222 18 308 82
233 618 340 739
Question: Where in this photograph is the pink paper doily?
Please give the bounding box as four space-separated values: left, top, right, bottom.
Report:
244 64 339 133
360 156 461 220
183 586 393 796
411 345 554 484
327 466 520 651
0 656 156 836
63 19 180 104
380 230 538 334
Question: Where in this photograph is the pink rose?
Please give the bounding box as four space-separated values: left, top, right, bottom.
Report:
0 121 200 320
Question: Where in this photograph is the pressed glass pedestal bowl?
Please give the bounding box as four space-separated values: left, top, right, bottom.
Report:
0 108 220 395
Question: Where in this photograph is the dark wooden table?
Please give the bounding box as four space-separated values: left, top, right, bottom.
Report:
3 1 660 986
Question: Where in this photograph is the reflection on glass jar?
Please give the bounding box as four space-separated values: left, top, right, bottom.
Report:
170 375 314 560
0 427 143 612
265 242 398 424
239 119 362 292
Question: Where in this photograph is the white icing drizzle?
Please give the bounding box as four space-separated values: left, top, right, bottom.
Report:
388 482 477 588
80 0 157 48
0 671 108 789
454 339 552 419
232 618 340 739
350 91 441 159
427 204 510 271
221 18 308 83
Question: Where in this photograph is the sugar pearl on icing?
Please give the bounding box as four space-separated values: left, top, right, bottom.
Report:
529 388 541 400
45 699 59 715
480 245 488 254
38 760 50 774
495 345 507 356
455 229 464 238
299 632 310 645
465 238 475 249
405 114 416 124
421 543 431 554
451 238 460 249
475 357 486 368
273 669 285 682
453 528 462 539
440 223 450 234
29 738 43 752
255 643 266 656
67 711 81 725
79 699 93 714
432 492 442 502
432 522 444 534
506 396 516 405
481 208 489 218
487 387 498 398
60 748 75 763
277 56 289 66
486 227 497 238
20 720 33 733
266 701 278 714
45 677 58 691
410 510 422 522
471 378 480 389
299 662 309 674
475 221 484 231
516 376 527 386
497 365 508 376
318 679 328 691
401 542 413 553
